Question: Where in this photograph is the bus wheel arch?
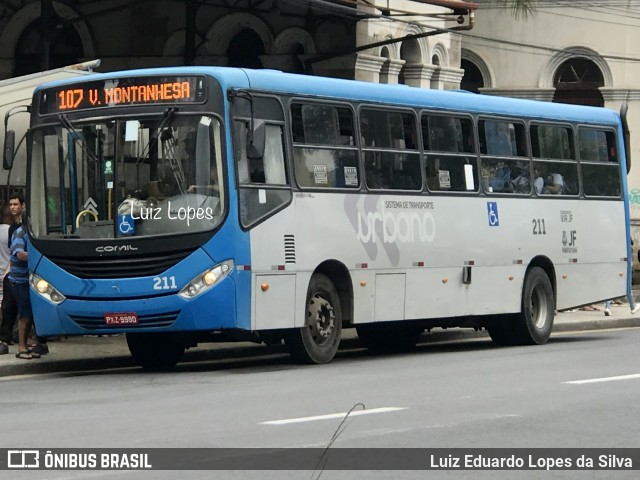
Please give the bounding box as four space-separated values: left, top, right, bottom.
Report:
488 258 555 346
527 256 557 304
286 262 350 364
313 260 353 325
517 263 555 345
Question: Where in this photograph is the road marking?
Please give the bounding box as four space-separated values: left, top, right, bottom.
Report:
565 373 640 385
261 407 407 425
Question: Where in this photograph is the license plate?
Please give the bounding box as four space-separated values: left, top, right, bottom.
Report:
104 312 139 325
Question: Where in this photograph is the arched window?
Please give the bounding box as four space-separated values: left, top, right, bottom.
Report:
460 59 484 94
553 58 604 107
13 18 83 76
227 29 265 69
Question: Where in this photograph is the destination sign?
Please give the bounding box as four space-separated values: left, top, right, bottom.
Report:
39 76 207 114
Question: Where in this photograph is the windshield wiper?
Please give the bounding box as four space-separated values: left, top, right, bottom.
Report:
133 106 177 166
58 113 99 164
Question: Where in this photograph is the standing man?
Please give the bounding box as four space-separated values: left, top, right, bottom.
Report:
7 195 38 359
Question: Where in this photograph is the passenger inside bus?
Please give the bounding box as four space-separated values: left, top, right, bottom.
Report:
534 166 564 194
544 172 564 194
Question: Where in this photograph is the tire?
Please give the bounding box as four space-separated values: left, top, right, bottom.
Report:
126 332 186 371
357 322 423 353
488 267 554 346
515 267 555 345
286 273 342 364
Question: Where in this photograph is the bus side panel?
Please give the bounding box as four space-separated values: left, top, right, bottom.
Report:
552 200 627 310
248 202 299 330
245 190 627 328
404 266 525 319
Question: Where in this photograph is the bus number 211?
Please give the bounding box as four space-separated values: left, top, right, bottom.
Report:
532 218 547 235
153 276 177 290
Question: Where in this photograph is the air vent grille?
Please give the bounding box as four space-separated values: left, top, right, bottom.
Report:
284 234 296 264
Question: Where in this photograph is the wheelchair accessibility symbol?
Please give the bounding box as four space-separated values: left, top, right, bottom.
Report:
487 202 499 227
118 214 135 236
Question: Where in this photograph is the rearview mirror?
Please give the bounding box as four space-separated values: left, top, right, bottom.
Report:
3 130 15 170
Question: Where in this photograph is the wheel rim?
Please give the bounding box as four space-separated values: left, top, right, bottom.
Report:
307 293 335 345
530 283 548 329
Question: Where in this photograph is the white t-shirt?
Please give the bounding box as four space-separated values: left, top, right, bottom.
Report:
551 173 564 188
534 177 544 194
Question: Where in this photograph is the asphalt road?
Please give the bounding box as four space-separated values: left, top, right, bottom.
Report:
1 328 640 479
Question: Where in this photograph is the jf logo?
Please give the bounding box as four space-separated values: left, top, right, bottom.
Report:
487 202 499 227
562 230 577 246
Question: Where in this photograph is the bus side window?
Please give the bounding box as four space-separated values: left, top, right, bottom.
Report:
579 128 621 197
423 113 477 193
531 123 578 196
234 118 292 228
361 108 421 191
480 119 530 195
292 102 359 189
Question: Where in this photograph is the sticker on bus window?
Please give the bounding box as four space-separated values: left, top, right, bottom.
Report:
464 164 475 191
438 170 451 189
118 214 135 236
313 165 328 184
344 166 358 186
125 120 139 142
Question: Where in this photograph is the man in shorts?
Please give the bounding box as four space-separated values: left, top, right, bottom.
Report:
9 204 38 360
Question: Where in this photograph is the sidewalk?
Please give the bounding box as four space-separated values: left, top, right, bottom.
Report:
1 303 639 377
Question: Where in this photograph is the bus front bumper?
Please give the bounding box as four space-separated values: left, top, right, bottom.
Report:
30 278 239 337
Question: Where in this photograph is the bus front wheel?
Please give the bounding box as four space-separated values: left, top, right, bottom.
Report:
286 274 342 364
126 332 185 371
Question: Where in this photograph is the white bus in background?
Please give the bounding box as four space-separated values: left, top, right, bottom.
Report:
1 60 100 201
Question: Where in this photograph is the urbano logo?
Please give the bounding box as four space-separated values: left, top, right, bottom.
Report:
343 195 436 266
354 199 436 244
8 450 39 468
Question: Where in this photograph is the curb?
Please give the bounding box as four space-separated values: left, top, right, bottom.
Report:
1 317 639 378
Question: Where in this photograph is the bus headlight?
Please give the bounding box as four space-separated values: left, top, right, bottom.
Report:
30 274 66 305
179 260 233 299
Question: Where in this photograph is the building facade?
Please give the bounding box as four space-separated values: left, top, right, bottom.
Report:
0 0 474 85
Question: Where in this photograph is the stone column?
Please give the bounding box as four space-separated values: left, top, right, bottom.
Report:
430 66 465 90
402 63 436 89
354 53 386 83
380 59 405 84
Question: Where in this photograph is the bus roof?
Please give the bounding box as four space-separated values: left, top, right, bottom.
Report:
33 66 620 126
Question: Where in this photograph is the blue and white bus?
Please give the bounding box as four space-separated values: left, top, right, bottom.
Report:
10 67 632 369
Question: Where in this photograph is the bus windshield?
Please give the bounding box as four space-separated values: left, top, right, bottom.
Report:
29 113 225 240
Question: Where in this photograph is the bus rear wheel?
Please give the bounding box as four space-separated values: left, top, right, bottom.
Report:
286 274 342 364
488 267 554 346
516 267 555 344
126 332 185 371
